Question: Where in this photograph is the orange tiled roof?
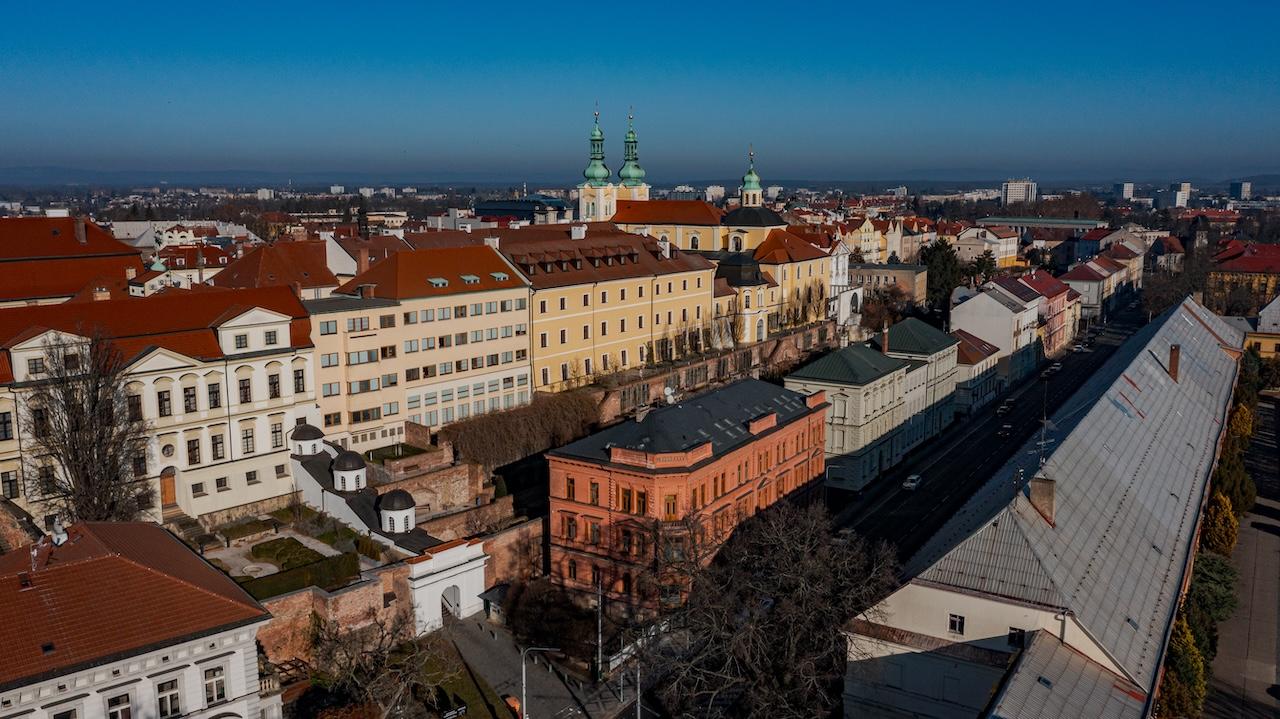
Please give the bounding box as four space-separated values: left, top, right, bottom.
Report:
0 218 139 262
753 228 829 264
0 255 146 302
212 240 338 290
335 246 526 299
0 285 311 383
952 328 1000 364
611 199 725 226
0 522 267 690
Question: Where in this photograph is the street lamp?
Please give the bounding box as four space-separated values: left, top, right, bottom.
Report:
520 645 559 719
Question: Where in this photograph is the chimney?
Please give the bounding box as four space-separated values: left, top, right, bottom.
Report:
881 321 890 354
1029 473 1055 526
570 224 587 241
125 266 137 280
356 247 370 274
1168 344 1181 383
74 218 87 245
92 286 110 301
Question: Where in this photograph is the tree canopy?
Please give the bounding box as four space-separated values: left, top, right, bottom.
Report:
919 238 963 311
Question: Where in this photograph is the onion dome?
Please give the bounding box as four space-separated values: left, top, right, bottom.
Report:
618 111 646 187
582 111 611 186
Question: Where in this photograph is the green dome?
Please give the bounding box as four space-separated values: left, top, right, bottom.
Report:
741 147 762 191
582 112 611 186
149 258 167 272
618 113 646 187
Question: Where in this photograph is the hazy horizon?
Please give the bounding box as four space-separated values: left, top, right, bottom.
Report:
3 2 1278 184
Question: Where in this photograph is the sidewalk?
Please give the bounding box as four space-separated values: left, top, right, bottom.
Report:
445 614 635 719
1206 398 1280 719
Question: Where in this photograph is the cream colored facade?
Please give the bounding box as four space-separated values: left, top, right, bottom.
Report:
308 289 533 449
531 268 715 389
0 310 318 525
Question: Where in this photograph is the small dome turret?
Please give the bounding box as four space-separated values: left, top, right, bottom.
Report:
618 111 646 187
332 450 368 491
291 423 324 456
378 489 416 534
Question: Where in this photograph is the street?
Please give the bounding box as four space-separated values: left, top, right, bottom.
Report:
831 301 1147 561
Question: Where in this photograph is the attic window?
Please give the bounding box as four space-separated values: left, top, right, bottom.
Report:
1037 676 1053 689
428 277 448 288
490 271 509 281
41 642 55 655
460 274 480 285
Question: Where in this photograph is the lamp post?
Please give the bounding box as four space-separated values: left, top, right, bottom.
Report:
520 645 559 719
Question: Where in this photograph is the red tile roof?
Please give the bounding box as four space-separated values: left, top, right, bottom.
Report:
212 240 338 290
753 228 829 264
402 222 714 290
0 255 146 302
0 522 266 690
335 235 411 268
952 328 1000 364
1060 264 1105 282
1080 228 1113 242
0 217 139 261
984 225 1019 239
1017 270 1069 299
1154 236 1185 254
1104 244 1140 260
0 286 311 383
156 243 232 268
1091 255 1126 273
611 199 725 226
989 275 1042 303
1214 243 1280 274
335 246 526 299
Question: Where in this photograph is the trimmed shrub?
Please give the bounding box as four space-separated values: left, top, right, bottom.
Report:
240 552 360 600
1158 616 1206 718
251 537 325 570
1201 492 1239 555
221 518 274 540
355 535 383 561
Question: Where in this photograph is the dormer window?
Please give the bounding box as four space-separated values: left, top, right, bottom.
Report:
428 277 448 288
490 271 509 281
461 274 480 285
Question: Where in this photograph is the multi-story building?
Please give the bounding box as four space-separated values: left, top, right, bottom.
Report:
0 217 146 308
870 318 959 437
0 522 282 719
1113 181 1135 200
211 240 339 299
308 245 533 449
546 379 827 605
1230 180 1253 200
1240 293 1280 359
848 263 928 306
0 286 317 526
950 288 1040 383
1205 242 1280 314
951 329 1002 414
406 223 716 392
955 225 1020 268
1015 270 1073 356
843 298 1241 719
1000 178 1038 206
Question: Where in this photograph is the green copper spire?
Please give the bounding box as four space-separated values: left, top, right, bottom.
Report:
741 145 762 191
582 109 611 186
618 109 646 187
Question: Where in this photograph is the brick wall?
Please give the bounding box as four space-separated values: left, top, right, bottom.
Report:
378 462 487 516
257 562 411 664
197 492 297 530
417 494 515 541
482 516 543 588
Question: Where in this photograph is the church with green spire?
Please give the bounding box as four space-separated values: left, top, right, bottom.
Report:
577 109 649 222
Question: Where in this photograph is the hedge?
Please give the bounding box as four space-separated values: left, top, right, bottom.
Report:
221 518 275 540
355 535 383 561
250 537 325 570
240 552 360 600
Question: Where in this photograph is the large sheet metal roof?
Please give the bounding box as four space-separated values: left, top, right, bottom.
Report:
909 297 1241 693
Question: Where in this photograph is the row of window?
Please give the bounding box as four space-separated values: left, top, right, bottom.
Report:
130 370 305 420
230 329 280 351
536 278 703 315
183 422 287 466
39 665 226 719
319 326 528 369
408 389 529 427
191 465 285 497
317 300 528 335
320 353 528 398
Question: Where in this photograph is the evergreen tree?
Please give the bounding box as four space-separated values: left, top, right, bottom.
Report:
919 238 962 311
1201 492 1239 555
1158 616 1207 718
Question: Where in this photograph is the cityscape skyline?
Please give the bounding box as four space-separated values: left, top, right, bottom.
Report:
3 2 1278 183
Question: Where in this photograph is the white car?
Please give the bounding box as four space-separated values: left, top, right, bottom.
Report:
902 474 922 491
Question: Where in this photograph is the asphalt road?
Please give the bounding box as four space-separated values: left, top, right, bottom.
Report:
831 302 1148 562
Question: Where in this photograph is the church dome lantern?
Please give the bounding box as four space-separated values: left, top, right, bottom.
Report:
332 450 367 491
378 489 416 534
291 423 324 456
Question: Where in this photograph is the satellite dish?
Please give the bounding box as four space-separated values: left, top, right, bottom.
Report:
663 386 676 405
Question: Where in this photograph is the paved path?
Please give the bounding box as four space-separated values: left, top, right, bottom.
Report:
1207 398 1280 719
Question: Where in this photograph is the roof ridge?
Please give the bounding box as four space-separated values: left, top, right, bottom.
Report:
113 532 263 614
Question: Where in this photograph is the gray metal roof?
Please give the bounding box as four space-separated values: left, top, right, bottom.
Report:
988 631 1145 719
303 295 400 314
550 378 817 466
909 297 1242 693
787 342 908 386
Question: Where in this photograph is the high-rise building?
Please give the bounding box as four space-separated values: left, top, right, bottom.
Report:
1113 182 1134 200
766 185 784 201
329 184 345 194
1170 181 1192 195
256 188 275 200
1000 178 1038 206
1230 181 1253 200
705 185 726 202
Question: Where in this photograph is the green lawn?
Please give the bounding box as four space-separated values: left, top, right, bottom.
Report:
425 641 512 718
365 443 430 465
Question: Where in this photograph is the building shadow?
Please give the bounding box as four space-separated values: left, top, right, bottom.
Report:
1203 676 1280 719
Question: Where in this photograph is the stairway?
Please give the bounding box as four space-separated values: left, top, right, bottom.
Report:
162 507 206 545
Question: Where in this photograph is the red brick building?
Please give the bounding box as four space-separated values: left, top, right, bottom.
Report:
546 378 827 605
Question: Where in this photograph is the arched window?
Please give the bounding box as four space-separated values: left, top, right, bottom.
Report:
732 236 743 252
689 235 700 250
756 319 764 340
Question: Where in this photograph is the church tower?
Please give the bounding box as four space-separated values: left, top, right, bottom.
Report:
577 110 618 222
740 146 763 208
617 110 650 202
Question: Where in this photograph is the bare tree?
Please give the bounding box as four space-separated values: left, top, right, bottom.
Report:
636 503 898 718
310 607 458 719
22 333 152 522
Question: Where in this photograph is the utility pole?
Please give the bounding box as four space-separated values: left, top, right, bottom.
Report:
636 662 642 719
520 646 559 719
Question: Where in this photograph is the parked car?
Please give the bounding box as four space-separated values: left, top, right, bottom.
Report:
1072 344 1086 352
998 424 1014 438
1050 362 1063 372
996 401 1013 416
902 474 922 491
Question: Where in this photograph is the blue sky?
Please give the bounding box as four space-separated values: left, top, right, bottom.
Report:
2 1 1278 184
